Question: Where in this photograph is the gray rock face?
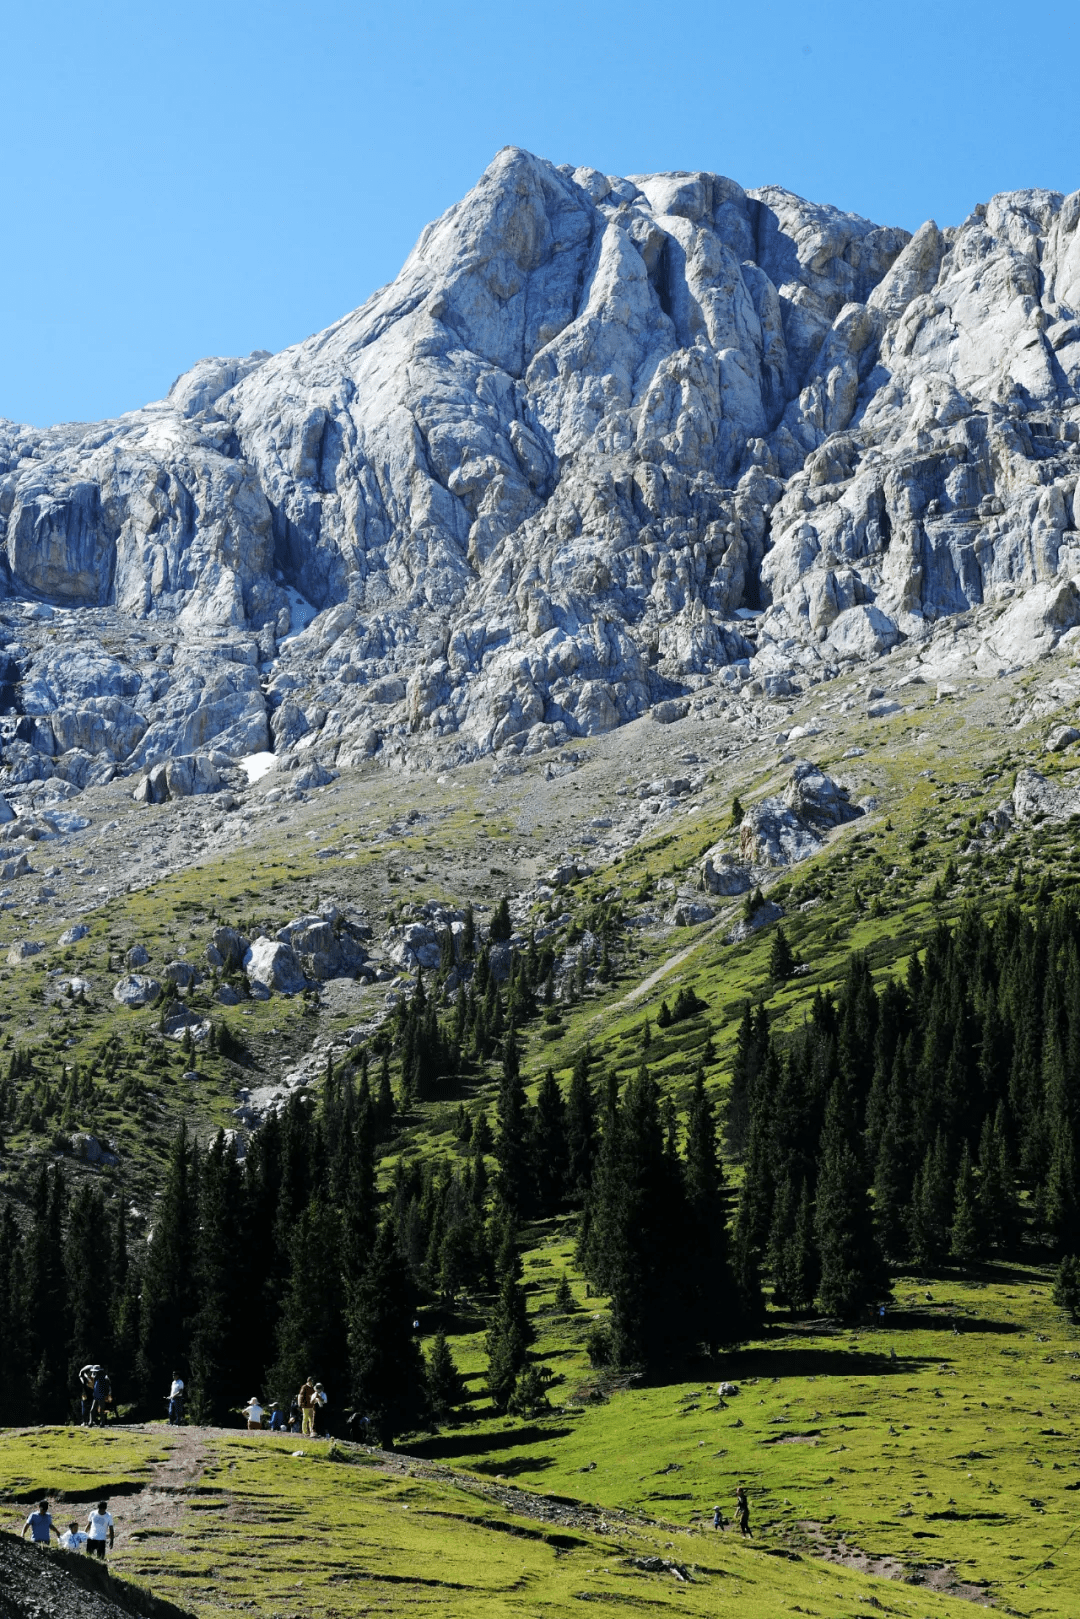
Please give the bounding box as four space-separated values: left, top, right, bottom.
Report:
244 936 305 995
112 973 160 1006
740 760 862 867
2 153 1080 787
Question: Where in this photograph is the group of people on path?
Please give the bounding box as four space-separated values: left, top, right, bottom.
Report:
22 1500 114 1560
241 1377 327 1434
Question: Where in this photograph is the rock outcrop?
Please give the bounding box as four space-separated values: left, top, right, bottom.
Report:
2 152 1079 794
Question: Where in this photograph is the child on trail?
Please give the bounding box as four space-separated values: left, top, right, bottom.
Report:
242 1396 264 1430
22 1501 60 1546
60 1520 88 1552
298 1377 316 1437
287 1396 301 1433
85 1501 114 1559
712 1504 722 1530
734 1486 752 1537
267 1402 285 1431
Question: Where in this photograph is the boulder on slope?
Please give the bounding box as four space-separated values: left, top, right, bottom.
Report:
244 937 306 995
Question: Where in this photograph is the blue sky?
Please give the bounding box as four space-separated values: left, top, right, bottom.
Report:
3 0 1077 427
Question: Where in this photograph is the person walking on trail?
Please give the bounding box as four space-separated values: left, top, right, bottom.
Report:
312 1382 328 1436
734 1486 752 1538
242 1395 264 1431
78 1365 97 1425
298 1376 316 1437
22 1500 60 1546
166 1373 185 1426
89 1368 112 1426
287 1395 301 1433
60 1520 88 1552
712 1504 723 1531
85 1501 114 1560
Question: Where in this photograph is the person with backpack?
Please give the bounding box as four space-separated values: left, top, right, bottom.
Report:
78 1366 97 1426
84 1501 114 1560
89 1368 112 1426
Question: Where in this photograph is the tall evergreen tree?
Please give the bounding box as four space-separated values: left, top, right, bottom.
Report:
814 1079 885 1317
349 1221 428 1447
683 1069 738 1347
530 1068 568 1218
138 1123 196 1408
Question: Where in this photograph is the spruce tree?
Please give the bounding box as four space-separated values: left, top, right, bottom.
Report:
565 1047 598 1206
349 1221 428 1448
949 1142 982 1261
769 926 795 982
530 1068 568 1217
582 1063 685 1369
683 1068 738 1348
427 1328 465 1422
138 1122 196 1408
495 1028 531 1213
270 1197 349 1417
189 1131 250 1423
26 1164 70 1420
485 1232 532 1411
814 1078 886 1318
907 1131 952 1268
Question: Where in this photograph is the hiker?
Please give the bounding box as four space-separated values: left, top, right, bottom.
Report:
85 1500 115 1559
312 1382 328 1435
167 1372 185 1426
712 1504 723 1530
267 1402 285 1432
735 1486 752 1538
298 1375 316 1437
22 1500 60 1546
287 1395 301 1433
60 1520 88 1552
78 1365 97 1425
89 1367 112 1426
241 1395 264 1430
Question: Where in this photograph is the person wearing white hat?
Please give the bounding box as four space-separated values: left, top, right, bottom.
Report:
241 1395 264 1430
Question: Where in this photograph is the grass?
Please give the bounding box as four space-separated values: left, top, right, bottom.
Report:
0 1426 981 1619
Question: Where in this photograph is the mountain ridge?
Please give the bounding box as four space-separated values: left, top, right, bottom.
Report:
0 149 1078 804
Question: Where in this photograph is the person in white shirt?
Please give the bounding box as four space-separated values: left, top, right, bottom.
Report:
60 1521 88 1552
167 1373 185 1426
242 1396 264 1430
85 1501 114 1559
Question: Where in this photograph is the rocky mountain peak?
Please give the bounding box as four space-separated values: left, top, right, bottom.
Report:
0 150 1078 806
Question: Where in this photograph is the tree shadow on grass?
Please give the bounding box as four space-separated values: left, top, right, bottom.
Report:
407 1424 575 1462
468 1454 558 1478
718 1346 940 1379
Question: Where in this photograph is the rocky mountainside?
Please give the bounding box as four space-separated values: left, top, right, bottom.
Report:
1 149 1079 805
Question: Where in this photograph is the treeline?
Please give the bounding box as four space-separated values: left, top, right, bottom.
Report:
0 1001 739 1434
732 897 1080 1317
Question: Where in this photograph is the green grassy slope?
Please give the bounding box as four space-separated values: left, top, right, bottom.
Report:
0 1426 980 1619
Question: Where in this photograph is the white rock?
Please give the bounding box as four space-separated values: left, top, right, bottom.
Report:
112 973 161 1006
58 923 90 945
244 937 305 995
